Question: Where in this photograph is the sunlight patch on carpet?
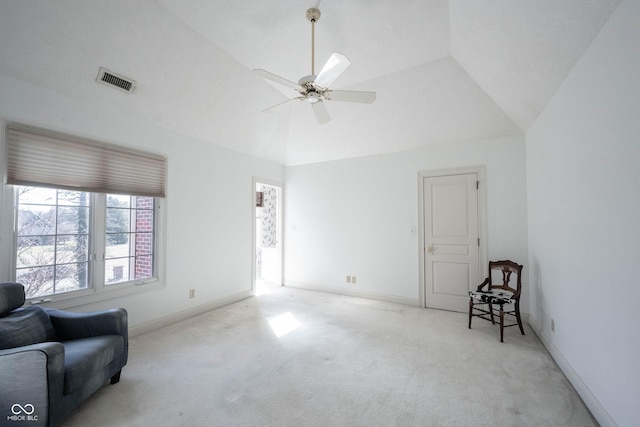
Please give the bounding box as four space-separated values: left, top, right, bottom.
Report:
269 312 300 338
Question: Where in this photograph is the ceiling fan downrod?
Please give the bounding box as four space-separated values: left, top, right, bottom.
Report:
306 8 321 76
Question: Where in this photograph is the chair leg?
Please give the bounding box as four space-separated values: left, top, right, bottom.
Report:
515 302 525 335
499 305 505 342
489 302 495 324
110 370 122 384
468 299 473 329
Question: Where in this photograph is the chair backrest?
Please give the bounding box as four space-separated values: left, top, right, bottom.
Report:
488 260 523 299
0 282 25 316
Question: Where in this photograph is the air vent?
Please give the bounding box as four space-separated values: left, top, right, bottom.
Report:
96 67 136 93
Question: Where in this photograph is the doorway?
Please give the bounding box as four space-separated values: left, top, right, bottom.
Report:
418 167 487 312
253 178 283 295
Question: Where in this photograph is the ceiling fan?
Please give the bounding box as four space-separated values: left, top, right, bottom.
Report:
253 8 376 124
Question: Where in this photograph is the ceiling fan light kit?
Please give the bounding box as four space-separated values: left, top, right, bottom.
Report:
254 8 376 124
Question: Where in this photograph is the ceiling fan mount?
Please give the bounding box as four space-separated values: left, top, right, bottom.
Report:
253 8 376 124
306 8 321 23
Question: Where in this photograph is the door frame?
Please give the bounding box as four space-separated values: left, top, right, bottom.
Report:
252 176 284 295
417 166 488 308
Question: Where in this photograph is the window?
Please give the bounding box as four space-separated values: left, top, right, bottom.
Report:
16 187 90 298
105 194 155 285
5 123 166 302
16 186 158 299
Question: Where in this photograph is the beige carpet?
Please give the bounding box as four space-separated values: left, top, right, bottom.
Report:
62 287 596 426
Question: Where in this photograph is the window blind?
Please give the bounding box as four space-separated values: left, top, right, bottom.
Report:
5 124 166 198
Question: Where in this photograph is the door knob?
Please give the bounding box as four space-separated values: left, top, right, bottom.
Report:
427 245 434 253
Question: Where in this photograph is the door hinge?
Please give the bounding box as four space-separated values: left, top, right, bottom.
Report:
476 180 479 190
478 238 480 246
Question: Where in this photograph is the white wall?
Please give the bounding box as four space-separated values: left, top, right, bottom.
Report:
0 74 283 331
526 1 639 425
284 136 528 307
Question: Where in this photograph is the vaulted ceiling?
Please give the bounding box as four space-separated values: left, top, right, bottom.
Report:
0 0 620 165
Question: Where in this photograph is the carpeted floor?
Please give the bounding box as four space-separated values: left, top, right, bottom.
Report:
62 287 596 426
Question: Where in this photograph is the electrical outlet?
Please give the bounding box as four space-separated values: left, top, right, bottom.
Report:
346 276 351 284
352 276 357 284
189 289 195 299
551 318 555 332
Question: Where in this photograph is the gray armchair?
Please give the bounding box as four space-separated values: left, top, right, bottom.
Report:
0 283 128 426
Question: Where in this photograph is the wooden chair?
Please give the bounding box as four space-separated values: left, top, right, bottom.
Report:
468 260 524 342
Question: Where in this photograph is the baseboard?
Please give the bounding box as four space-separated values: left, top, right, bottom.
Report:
529 316 617 427
128 290 253 337
283 281 420 307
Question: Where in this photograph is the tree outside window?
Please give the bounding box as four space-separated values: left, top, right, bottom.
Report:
16 186 156 299
16 187 89 298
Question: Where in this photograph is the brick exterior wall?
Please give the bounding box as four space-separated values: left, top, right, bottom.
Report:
134 197 154 279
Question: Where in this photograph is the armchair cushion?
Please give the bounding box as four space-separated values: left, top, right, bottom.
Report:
0 306 58 350
469 289 516 305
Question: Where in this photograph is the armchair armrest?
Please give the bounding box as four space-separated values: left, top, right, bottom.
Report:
475 277 491 292
46 308 128 342
0 342 65 426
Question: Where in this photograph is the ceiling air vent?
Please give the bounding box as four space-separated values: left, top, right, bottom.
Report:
96 67 136 93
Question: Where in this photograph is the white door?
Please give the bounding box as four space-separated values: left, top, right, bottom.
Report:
423 173 480 312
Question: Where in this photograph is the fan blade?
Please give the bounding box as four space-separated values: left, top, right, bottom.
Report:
263 97 304 112
326 90 376 104
311 100 331 124
314 53 350 88
253 69 301 91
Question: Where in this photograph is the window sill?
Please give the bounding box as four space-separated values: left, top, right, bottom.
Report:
28 279 164 310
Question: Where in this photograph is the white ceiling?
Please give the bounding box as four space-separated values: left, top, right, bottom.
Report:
0 0 620 165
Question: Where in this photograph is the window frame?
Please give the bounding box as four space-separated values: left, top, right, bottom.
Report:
10 186 166 309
